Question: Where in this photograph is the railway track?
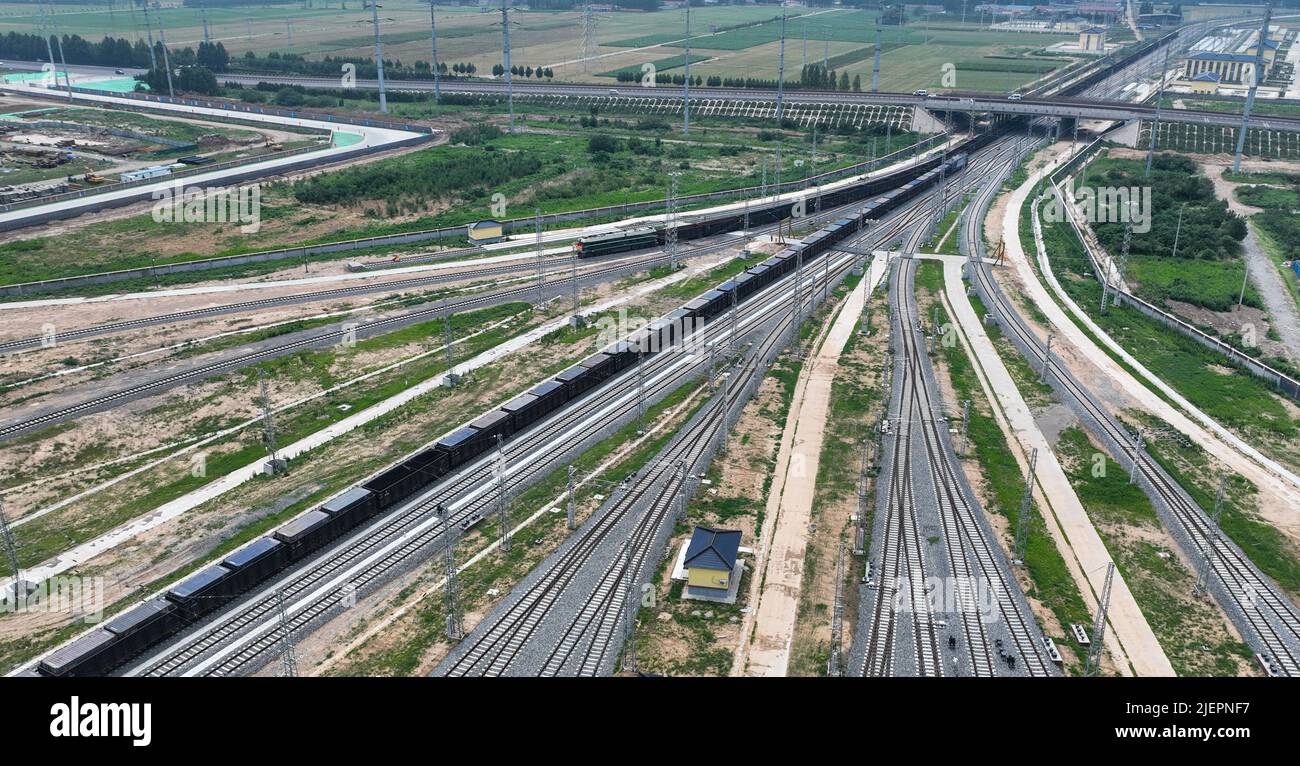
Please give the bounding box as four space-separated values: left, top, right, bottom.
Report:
0 249 657 356
440 199 926 677
121 227 851 677
119 143 1014 677
857 137 1054 677
0 237 742 442
969 244 1300 678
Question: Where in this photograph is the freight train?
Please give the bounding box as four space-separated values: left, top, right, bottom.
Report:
25 142 985 678
570 138 987 259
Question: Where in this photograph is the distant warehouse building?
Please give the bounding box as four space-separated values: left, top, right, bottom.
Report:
467 219 504 243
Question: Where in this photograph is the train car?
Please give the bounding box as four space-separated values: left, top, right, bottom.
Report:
574 226 658 258
501 392 542 434
273 509 335 559
38 629 120 677
319 487 377 529
363 463 419 510
601 340 640 374
103 598 181 662
437 426 487 468
469 410 514 452
745 263 779 294
733 271 761 303
13 666 43 677
516 379 567 428
556 363 601 400
166 564 240 619
223 537 290 593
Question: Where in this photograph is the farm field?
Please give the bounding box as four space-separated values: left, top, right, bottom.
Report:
0 3 1074 92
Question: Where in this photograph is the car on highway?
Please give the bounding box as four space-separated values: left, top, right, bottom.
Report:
913 89 928 97
1007 93 1023 101
114 69 125 75
609 88 619 95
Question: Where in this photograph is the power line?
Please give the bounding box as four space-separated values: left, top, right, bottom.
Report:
275 587 298 677
442 509 465 641
1085 561 1115 677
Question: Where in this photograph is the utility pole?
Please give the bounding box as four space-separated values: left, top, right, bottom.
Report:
959 399 971 456
1194 478 1227 597
855 439 869 555
676 460 689 521
0 501 20 590
1014 448 1038 563
636 351 646 428
828 539 846 677
443 302 457 386
495 434 511 552
534 208 545 306
1232 2 1272 173
442 511 465 640
36 1 62 95
428 0 441 102
370 0 389 114
682 3 691 134
138 0 157 71
565 465 577 530
500 0 515 133
570 251 580 322
1085 562 1115 677
1129 429 1145 485
1040 332 1053 384
665 173 680 270
775 2 787 122
275 588 298 677
1170 202 1186 260
258 369 284 475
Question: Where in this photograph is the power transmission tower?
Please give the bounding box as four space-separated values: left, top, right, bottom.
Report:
286 20 293 47
1084 562 1115 677
156 22 175 98
871 22 881 93
1143 44 1170 177
1014 448 1038 563
258 369 285 475
370 0 388 113
275 588 298 677
495 434 511 552
636 351 646 428
1193 478 1227 597
854 438 869 555
675 460 689 521
500 0 516 133
682 4 691 134
580 5 597 74
442 510 465 640
1109 221 1132 309
775 3 787 122
828 540 846 677
428 0 441 101
1232 2 1272 173
198 0 211 43
570 251 580 323
138 0 158 70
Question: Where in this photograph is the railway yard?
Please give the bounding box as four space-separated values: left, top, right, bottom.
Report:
3 4 1300 722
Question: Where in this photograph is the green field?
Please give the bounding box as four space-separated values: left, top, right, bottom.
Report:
0 4 1075 93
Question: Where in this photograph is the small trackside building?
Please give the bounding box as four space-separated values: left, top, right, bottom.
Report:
467 220 504 243
683 527 742 591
